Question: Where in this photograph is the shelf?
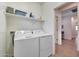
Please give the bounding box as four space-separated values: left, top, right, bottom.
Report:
5 13 44 22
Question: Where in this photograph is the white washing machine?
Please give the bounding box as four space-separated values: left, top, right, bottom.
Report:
14 30 52 57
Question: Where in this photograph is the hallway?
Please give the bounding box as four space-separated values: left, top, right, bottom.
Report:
54 39 79 57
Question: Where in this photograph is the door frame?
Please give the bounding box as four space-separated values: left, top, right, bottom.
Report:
54 2 79 45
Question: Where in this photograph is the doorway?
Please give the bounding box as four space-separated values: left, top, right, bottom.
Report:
54 2 78 45
54 2 79 56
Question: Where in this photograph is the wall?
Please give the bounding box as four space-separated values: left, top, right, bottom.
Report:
6 16 43 31
5 2 43 56
71 15 77 38
62 16 72 40
42 2 64 34
42 2 65 55
0 3 6 56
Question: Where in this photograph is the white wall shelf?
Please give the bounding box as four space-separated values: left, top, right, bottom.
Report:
5 13 44 22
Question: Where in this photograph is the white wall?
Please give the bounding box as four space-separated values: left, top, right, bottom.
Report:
0 3 6 56
62 16 72 40
42 2 65 34
42 2 65 55
71 15 77 38
6 16 43 31
6 16 42 31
